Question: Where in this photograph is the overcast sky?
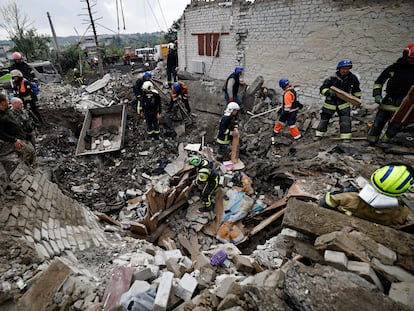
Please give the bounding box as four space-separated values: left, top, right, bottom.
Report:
0 0 191 40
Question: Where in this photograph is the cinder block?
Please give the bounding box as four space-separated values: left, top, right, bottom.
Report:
176 273 198 301
134 267 154 281
154 271 174 311
324 250 348 270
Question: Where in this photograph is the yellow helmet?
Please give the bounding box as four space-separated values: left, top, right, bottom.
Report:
371 164 413 196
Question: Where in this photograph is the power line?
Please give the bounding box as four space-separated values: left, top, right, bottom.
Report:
145 0 163 32
156 0 169 30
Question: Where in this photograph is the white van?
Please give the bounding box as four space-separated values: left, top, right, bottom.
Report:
135 48 156 62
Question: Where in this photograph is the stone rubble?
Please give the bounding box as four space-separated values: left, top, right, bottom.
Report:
0 67 413 310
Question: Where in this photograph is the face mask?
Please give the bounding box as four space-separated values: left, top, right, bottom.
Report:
358 184 398 209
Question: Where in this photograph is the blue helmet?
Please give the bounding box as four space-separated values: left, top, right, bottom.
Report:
279 78 290 89
336 59 353 70
234 66 244 74
173 82 181 92
143 71 152 79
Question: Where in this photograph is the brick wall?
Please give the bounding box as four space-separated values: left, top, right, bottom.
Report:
178 0 414 104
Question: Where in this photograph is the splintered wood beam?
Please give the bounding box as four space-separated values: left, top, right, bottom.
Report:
330 86 362 107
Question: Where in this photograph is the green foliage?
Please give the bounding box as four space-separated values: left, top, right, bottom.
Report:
11 29 51 61
163 18 181 44
57 43 81 73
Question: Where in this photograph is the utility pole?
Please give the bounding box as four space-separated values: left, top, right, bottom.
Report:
82 0 104 77
46 12 63 74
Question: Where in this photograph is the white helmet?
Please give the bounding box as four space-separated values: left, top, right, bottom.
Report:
224 102 240 116
142 81 154 91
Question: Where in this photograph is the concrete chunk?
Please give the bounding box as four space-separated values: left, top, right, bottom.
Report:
176 273 198 301
388 282 414 309
324 250 348 270
232 254 254 273
347 261 384 292
153 272 174 311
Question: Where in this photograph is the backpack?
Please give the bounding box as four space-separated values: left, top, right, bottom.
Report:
29 81 40 96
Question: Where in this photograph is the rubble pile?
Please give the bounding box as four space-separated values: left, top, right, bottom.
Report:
1 68 414 310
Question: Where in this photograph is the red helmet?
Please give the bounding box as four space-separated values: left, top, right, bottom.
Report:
12 52 22 60
403 42 414 59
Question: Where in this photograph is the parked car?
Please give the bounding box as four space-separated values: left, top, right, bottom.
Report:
28 61 62 83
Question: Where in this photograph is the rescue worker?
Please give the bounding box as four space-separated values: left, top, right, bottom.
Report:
133 71 152 115
11 69 44 125
10 97 37 146
223 66 244 107
9 51 36 81
166 43 178 87
273 78 303 142
141 81 162 139
0 93 35 164
188 155 219 213
320 163 413 227
73 68 84 86
314 59 361 142
169 81 191 114
366 42 414 148
216 102 240 162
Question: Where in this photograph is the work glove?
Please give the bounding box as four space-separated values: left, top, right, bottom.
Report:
374 95 382 104
325 89 336 97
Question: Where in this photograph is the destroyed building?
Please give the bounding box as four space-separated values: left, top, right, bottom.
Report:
1 0 414 310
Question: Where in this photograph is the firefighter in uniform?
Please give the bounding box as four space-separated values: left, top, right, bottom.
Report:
320 163 413 227
314 59 361 142
366 42 414 148
133 71 152 115
141 81 162 139
216 102 240 162
188 156 219 213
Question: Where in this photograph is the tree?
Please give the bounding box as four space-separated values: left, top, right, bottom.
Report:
163 18 181 44
12 29 51 61
0 0 50 61
0 0 32 39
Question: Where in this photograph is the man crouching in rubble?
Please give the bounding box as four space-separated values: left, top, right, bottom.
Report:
320 163 413 227
188 155 219 214
0 93 35 164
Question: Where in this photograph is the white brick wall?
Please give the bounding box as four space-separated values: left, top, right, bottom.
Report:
178 0 414 105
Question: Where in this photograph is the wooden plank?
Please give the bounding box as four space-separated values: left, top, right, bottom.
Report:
18 259 71 311
203 188 225 237
146 187 164 214
129 221 148 235
158 199 187 221
282 198 414 273
95 212 121 227
390 85 414 123
165 188 177 210
330 86 362 107
250 208 286 236
231 128 240 163
102 266 134 311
